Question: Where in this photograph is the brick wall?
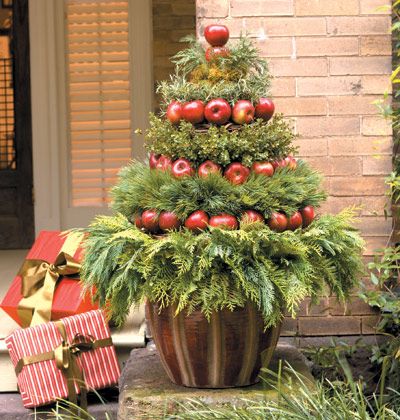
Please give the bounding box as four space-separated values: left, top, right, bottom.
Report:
197 0 393 337
152 0 196 110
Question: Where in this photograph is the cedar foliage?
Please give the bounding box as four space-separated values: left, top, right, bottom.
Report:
80 209 364 327
111 160 327 220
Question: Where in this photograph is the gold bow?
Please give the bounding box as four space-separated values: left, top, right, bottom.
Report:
17 252 81 327
15 320 113 416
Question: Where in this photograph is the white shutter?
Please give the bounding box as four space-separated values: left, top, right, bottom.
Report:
65 1 132 207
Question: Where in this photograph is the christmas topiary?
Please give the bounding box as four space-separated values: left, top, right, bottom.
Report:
80 26 364 331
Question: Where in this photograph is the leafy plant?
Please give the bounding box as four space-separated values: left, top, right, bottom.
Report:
79 208 363 327
111 160 326 221
145 114 297 167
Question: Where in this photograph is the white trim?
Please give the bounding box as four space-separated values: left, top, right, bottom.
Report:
29 0 63 232
29 0 154 231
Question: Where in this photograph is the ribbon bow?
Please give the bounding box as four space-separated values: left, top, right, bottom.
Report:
17 252 81 327
15 320 113 416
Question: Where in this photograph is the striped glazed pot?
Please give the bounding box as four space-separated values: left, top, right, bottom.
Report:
146 302 281 388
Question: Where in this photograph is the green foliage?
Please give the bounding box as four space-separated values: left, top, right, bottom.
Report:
79 208 364 328
157 36 271 105
360 246 400 406
111 160 326 221
171 364 400 420
145 113 297 167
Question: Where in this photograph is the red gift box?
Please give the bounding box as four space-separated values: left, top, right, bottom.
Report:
5 310 120 408
0 230 98 327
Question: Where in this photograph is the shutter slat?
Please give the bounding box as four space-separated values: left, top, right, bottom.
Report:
66 0 132 207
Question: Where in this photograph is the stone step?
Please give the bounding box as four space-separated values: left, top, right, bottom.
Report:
118 342 314 419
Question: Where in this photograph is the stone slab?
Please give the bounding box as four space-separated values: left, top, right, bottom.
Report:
118 342 313 419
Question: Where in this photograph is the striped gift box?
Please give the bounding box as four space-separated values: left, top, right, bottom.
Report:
5 310 120 408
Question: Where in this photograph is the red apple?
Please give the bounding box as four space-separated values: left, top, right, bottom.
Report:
252 161 274 177
171 158 195 178
149 152 159 169
255 98 275 121
166 101 183 125
204 24 230 46
182 100 205 124
159 211 181 231
268 212 288 232
232 100 255 125
204 98 231 125
141 209 159 232
287 211 303 231
271 160 280 170
224 162 250 185
155 155 172 171
300 206 315 227
205 46 230 62
209 214 238 230
185 210 209 232
134 214 143 229
198 160 222 178
287 156 297 170
241 210 264 224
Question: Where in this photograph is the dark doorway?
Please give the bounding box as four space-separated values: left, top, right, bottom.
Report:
0 0 33 249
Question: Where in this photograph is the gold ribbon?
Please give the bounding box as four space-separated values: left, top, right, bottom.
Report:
15 320 113 416
17 252 81 328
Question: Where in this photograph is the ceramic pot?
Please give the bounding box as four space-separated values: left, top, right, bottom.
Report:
146 301 281 388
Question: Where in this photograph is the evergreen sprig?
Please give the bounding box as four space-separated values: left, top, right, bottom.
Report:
111 160 326 220
145 113 297 167
79 209 364 327
157 36 271 106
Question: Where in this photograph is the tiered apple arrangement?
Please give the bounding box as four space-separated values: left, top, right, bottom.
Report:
80 24 364 389
136 152 315 234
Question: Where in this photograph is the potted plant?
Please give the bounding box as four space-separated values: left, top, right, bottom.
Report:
80 26 364 388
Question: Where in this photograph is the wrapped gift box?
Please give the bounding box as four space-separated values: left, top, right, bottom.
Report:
5 310 120 408
0 230 98 327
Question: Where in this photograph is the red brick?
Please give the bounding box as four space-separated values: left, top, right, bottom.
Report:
274 97 327 116
270 58 327 77
218 17 326 38
364 237 391 256
296 37 359 57
330 57 391 76
360 36 392 56
363 155 392 175
303 297 330 317
361 75 392 94
296 116 360 136
360 0 392 15
294 138 328 156
361 315 381 334
281 317 298 336
304 156 362 176
256 37 293 58
327 16 391 35
329 176 386 196
298 317 361 336
271 77 296 97
295 0 359 16
297 76 363 97
328 95 381 116
328 136 392 156
329 297 377 316
230 0 293 17
320 195 389 217
196 0 229 17
362 116 392 136
358 217 392 237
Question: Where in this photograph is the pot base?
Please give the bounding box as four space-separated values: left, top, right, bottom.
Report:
146 303 281 388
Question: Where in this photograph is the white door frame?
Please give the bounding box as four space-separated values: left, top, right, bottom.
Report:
29 0 153 232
